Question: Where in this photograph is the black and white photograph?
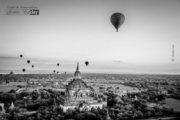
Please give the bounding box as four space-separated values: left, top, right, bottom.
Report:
0 0 180 120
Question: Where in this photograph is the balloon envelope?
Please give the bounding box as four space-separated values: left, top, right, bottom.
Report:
110 13 125 32
22 69 26 72
32 65 34 68
57 63 59 66
20 55 23 58
85 61 89 66
27 60 30 64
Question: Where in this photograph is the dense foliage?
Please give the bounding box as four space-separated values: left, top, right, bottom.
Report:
0 89 178 120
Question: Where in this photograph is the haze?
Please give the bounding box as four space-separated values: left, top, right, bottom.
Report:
0 0 180 74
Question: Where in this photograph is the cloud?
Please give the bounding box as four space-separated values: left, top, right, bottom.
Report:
0 56 17 59
113 61 123 64
31 61 55 65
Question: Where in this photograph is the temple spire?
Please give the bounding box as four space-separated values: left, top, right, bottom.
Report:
74 63 81 79
76 63 79 71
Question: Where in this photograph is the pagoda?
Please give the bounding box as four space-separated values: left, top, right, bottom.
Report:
60 63 107 112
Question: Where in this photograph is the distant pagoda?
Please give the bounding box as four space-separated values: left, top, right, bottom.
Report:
10 71 14 75
60 63 107 112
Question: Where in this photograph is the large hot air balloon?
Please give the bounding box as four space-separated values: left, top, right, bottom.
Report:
20 55 23 58
85 61 89 66
22 69 26 72
110 13 125 32
27 60 30 64
57 63 59 66
32 65 34 68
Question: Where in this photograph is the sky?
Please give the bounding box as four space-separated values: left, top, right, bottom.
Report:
0 0 180 74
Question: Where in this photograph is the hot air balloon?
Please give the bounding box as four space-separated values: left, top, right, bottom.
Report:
57 63 59 66
57 71 59 74
27 60 30 64
22 69 26 72
85 61 89 66
32 65 34 68
20 55 23 58
53 70 56 73
110 13 125 32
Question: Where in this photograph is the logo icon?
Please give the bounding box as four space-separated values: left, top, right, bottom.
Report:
24 9 39 15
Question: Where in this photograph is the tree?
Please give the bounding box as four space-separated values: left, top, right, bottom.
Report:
6 80 9 84
146 111 152 117
116 113 123 120
107 93 123 106
162 106 174 115
154 111 163 117
1 93 12 103
75 113 85 120
168 88 175 94
9 93 16 103
136 111 144 119
91 107 98 114
84 112 97 120
19 92 31 99
157 94 166 101
115 96 123 104
65 109 73 119
57 115 65 120
9 89 16 93
31 91 39 100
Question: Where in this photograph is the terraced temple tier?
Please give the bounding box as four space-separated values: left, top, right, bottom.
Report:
61 63 107 112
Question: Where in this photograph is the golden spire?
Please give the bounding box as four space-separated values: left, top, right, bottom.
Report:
74 63 81 79
76 62 79 71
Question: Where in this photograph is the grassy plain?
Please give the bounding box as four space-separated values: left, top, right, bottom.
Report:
165 98 180 112
0 82 26 92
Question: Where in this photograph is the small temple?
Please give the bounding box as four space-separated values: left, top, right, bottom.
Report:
60 63 107 112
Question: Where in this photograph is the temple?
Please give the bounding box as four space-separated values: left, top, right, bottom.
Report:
60 63 107 112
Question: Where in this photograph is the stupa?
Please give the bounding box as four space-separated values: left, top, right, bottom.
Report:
60 63 107 112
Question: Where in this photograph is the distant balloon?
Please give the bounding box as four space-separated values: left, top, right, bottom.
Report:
53 70 56 73
32 65 34 68
57 71 59 74
110 13 125 32
27 60 30 64
20 55 23 58
22 69 26 72
85 61 89 66
57 63 60 66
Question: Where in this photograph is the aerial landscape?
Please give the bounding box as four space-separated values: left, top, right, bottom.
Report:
0 0 180 120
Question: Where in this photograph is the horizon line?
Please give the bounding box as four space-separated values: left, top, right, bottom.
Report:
0 70 179 76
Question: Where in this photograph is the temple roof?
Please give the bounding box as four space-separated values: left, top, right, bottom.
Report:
10 71 14 75
67 63 87 90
